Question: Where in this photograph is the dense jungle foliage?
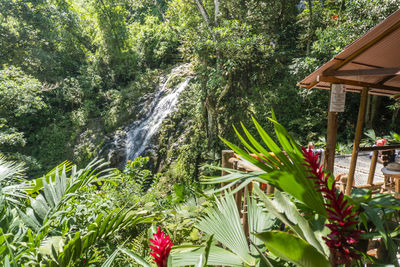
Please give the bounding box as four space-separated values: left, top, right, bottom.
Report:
1 0 399 178
2 1 400 266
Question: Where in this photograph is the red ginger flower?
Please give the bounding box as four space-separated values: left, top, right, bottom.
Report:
149 227 173 267
302 147 362 265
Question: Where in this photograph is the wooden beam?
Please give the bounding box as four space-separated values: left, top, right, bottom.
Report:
317 76 400 93
266 184 275 194
359 144 400 152
228 158 262 172
351 60 385 69
235 185 243 217
377 74 397 85
326 111 338 174
324 68 400 77
345 87 369 195
355 182 384 189
307 80 319 89
368 90 396 97
305 83 396 97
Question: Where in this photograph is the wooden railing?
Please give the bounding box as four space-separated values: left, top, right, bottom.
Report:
220 148 394 259
356 144 400 189
221 150 275 239
223 144 400 196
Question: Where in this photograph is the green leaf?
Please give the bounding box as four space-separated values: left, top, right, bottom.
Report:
218 116 326 216
273 190 327 255
254 231 330 267
259 171 326 216
196 192 255 265
118 248 151 267
196 234 213 267
172 245 243 267
246 189 277 251
362 204 399 267
101 249 119 267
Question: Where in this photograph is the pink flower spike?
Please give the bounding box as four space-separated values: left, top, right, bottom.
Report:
302 146 362 264
149 227 173 267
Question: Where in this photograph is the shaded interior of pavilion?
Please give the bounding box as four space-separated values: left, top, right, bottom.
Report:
298 9 400 196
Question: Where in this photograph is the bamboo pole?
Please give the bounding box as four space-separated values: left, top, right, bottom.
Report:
367 150 378 185
345 87 369 195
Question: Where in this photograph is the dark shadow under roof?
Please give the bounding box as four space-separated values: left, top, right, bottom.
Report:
298 9 400 97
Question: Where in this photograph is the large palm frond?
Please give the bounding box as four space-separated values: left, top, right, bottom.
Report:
0 156 28 204
41 207 151 266
20 159 115 232
196 192 255 265
171 190 276 266
2 159 124 265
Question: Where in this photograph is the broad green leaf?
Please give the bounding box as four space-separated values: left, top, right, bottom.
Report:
258 171 326 216
254 231 330 267
219 137 272 172
39 236 64 255
273 190 326 255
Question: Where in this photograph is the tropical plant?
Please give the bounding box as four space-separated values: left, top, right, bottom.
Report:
171 190 278 267
199 114 369 266
122 157 157 194
0 157 152 266
0 156 27 204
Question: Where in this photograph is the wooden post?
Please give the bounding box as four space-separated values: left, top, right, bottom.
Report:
367 150 378 185
235 187 243 215
266 184 275 194
345 87 369 195
326 111 338 173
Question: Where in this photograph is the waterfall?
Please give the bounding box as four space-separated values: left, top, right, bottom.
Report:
125 66 192 161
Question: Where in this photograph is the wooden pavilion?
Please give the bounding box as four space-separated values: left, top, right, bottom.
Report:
298 9 400 195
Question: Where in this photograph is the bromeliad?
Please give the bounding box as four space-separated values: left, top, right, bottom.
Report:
302 147 362 265
149 227 173 267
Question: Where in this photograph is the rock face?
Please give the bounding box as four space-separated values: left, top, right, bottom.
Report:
106 130 127 170
105 63 193 170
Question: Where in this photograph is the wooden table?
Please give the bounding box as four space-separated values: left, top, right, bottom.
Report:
381 167 400 198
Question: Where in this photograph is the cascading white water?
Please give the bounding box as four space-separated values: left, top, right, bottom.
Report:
125 66 191 161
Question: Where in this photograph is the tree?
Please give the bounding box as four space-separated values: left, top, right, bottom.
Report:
0 66 46 151
168 0 298 151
